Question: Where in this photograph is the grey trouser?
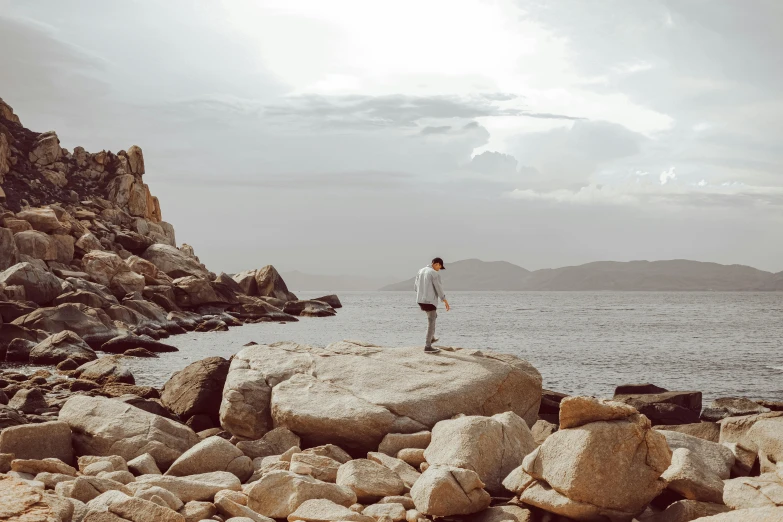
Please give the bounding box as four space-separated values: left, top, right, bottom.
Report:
425 309 437 348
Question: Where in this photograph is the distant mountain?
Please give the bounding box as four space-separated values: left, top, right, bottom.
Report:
381 259 783 291
281 270 398 292
381 259 531 291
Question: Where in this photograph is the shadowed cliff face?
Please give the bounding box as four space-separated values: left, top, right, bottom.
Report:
0 97 160 221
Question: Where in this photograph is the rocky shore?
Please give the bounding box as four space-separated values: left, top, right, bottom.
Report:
3 97 783 521
0 341 782 522
0 96 340 374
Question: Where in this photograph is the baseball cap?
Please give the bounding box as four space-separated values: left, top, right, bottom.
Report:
432 257 445 269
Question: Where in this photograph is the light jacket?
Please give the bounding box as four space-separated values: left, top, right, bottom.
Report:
415 265 446 306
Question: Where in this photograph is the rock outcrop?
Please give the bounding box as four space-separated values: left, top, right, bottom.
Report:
219 341 542 453
0 96 337 365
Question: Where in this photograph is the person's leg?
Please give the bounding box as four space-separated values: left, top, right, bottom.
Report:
425 309 437 349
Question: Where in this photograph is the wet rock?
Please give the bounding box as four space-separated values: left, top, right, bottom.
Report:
101 333 178 354
614 389 702 426
74 355 135 385
283 300 337 317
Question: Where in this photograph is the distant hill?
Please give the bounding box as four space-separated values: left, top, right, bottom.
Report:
381 259 532 291
281 270 398 292
380 259 783 291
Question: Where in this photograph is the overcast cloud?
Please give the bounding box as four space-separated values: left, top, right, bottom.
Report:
1 0 781 277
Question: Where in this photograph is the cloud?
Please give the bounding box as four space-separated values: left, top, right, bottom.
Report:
263 94 583 130
467 151 519 177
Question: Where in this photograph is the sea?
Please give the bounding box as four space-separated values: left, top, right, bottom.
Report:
112 291 783 403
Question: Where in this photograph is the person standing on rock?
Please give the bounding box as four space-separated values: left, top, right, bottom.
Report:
415 257 450 353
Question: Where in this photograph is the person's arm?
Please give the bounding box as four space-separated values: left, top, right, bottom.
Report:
433 273 450 311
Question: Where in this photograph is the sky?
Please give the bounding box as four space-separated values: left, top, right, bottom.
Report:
1 0 782 278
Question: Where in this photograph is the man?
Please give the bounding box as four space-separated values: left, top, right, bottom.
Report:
415 257 450 353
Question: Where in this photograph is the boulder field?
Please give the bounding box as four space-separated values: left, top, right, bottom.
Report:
0 342 782 521
0 96 341 370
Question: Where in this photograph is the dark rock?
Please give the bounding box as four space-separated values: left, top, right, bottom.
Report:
123 347 158 358
195 318 228 332
624 400 700 426
7 388 47 413
0 300 39 322
53 289 113 309
0 262 63 304
0 404 28 429
186 414 215 432
65 277 119 305
539 389 569 415
5 338 37 362
100 333 178 354
0 390 7 405
215 272 245 295
614 383 669 395
145 292 181 313
654 422 721 443
160 356 230 425
116 395 174 419
614 390 702 415
282 299 337 317
73 355 134 385
29 330 97 365
12 303 120 341
700 397 771 422
0 323 47 356
166 311 201 330
55 358 81 371
255 265 297 301
312 294 342 309
114 231 153 254
756 399 783 412
69 379 101 392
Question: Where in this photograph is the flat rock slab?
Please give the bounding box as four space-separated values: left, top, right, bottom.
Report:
219 341 542 453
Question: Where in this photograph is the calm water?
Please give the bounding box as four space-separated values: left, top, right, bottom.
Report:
14 292 783 402
114 291 783 403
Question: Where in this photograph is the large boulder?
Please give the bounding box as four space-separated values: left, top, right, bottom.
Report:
423 412 536 494
13 230 57 261
245 470 356 519
29 330 97 365
12 303 120 344
172 276 229 308
15 207 63 232
142 244 209 279
59 395 200 469
410 465 491 517
0 421 73 463
161 357 230 425
83 250 145 298
659 430 734 479
720 412 783 473
165 436 253 482
126 255 172 285
507 397 672 521
0 227 18 270
255 265 297 301
661 447 726 504
231 270 258 295
0 262 63 304
219 341 542 453
73 355 135 385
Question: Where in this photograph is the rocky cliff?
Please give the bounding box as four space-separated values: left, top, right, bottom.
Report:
0 97 338 364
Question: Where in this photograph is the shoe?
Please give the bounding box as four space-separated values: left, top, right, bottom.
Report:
424 347 441 353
